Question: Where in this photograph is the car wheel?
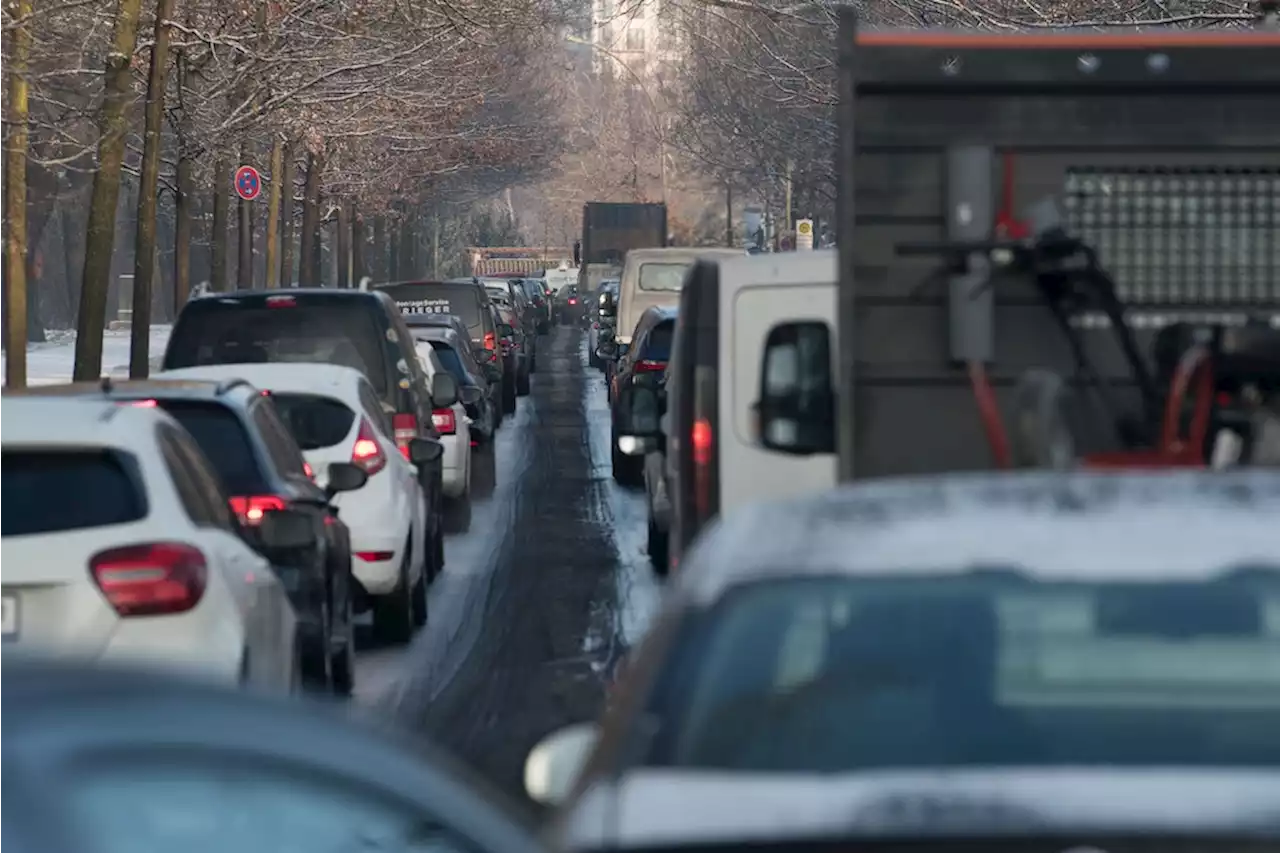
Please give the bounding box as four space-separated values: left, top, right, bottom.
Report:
472 442 497 499
411 560 429 628
647 519 670 578
330 593 355 696
491 394 504 429
300 601 334 692
373 546 415 645
503 376 517 414
444 491 472 534
611 438 643 487
516 367 531 396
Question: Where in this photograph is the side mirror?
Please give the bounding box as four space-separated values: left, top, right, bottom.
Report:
598 291 616 316
255 508 315 552
408 437 444 466
460 385 483 405
325 461 369 497
432 372 459 408
524 722 600 806
596 340 618 361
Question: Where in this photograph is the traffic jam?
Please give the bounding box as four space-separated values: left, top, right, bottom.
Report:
6 23 1280 853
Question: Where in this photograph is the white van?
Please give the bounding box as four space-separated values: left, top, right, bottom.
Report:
613 247 743 344
614 249 839 575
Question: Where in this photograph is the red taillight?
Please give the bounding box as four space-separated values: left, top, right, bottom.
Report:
568 298 577 305
303 461 315 480
692 417 713 467
355 551 395 562
392 412 418 459
228 494 287 524
635 360 666 373
352 417 388 475
692 417 714 518
484 331 497 351
90 542 207 617
265 295 296 308
129 399 158 408
432 408 456 435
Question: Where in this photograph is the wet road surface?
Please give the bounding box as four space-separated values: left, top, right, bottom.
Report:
357 326 661 803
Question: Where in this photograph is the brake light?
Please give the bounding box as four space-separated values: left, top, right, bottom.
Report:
432 408 456 435
265 295 296 308
392 412 417 459
355 551 395 562
129 399 158 408
228 495 287 524
568 298 578 305
90 542 207 617
692 418 713 466
351 417 388 475
303 461 315 479
635 360 665 373
692 417 714 518
484 331 496 351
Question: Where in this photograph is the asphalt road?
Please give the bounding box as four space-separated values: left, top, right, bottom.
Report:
357 325 659 805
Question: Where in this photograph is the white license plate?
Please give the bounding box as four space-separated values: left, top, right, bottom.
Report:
2 595 17 639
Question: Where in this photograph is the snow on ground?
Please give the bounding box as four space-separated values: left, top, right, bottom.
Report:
3 326 173 385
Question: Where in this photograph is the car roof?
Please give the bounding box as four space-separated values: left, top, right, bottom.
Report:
642 305 678 321
0 397 172 449
158 363 370 399
410 326 464 346
625 247 742 264
188 287 393 307
3 377 254 404
675 470 1280 606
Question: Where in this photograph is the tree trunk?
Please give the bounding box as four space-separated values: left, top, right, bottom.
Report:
25 201 54 344
388 216 400 280
73 0 145 381
279 140 294 287
210 156 229 290
237 140 253 289
298 151 322 284
174 148 193 307
130 0 176 378
398 210 414 278
335 201 349 288
351 201 365 284
371 214 385 280
265 137 282 287
4 0 32 387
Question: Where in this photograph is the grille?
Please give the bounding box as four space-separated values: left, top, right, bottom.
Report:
1063 167 1280 308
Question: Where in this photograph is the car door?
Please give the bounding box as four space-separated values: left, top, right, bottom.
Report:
155 427 276 685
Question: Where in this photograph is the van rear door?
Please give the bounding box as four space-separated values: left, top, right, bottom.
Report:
724 281 838 515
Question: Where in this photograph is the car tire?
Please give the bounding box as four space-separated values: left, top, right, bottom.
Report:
611 438 643 487
444 491 472 534
373 548 415 645
588 348 600 370
472 443 497 499
411 560 429 627
503 377 517 414
648 519 669 578
330 593 355 696
492 393 504 429
300 601 334 692
516 367 531 396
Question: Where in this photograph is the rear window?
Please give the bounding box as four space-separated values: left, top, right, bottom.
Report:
269 393 356 451
158 402 268 494
1 450 147 536
379 283 484 335
643 321 675 361
426 341 467 383
638 263 691 292
163 299 389 395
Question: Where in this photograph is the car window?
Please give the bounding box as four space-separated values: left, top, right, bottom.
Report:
643 321 675 361
168 430 240 532
651 575 1280 773
64 754 484 853
1 450 147 536
156 427 230 529
638 263 690 292
379 283 484 335
164 298 389 396
358 381 393 437
426 341 468 384
759 321 835 453
251 401 310 479
270 393 357 451
154 402 269 495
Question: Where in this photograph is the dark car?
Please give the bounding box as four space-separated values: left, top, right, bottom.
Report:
406 313 503 433
555 284 584 325
606 306 675 487
514 277 551 334
10 378 363 696
161 288 449 584
481 278 540 371
2 660 549 853
485 286 533 398
381 279 517 417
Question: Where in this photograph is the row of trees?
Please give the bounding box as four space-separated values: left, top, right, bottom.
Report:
3 0 573 385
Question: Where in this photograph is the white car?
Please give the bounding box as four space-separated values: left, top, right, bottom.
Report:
414 341 473 532
1 397 299 690
158 364 432 645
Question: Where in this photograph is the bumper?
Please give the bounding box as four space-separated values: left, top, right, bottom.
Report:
441 434 468 497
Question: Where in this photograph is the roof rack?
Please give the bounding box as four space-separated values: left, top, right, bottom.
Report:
215 377 253 396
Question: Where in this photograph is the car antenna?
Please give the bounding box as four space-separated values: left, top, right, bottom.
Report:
358 276 371 292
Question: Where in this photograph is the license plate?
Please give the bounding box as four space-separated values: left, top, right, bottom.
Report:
2 595 18 639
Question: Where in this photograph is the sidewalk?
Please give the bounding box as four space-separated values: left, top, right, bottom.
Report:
2 326 173 385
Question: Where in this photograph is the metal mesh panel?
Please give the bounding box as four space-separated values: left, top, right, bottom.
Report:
1063 167 1280 307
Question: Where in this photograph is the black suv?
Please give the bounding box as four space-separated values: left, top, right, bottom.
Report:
161 289 449 581
479 277 540 372
14 377 365 695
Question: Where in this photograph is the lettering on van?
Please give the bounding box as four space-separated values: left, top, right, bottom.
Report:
398 299 452 314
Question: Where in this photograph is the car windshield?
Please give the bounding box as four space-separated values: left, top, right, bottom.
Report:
643 321 675 361
269 393 356 451
1 450 147 536
426 341 468 384
157 402 269 495
644 573 1280 772
638 262 690 292
163 301 387 396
